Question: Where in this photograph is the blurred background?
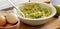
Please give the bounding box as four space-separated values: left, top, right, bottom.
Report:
0 0 50 10
0 0 28 9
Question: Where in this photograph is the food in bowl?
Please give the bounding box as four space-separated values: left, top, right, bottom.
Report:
17 2 56 25
19 3 52 19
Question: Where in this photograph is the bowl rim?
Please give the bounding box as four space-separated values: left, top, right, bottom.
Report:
17 2 56 20
0 19 20 28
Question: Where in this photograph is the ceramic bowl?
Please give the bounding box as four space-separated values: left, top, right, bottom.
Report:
17 2 56 25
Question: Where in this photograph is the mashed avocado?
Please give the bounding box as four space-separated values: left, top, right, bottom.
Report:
19 3 52 18
54 5 60 16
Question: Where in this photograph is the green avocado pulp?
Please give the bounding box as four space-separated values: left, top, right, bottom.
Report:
18 3 52 19
54 5 60 16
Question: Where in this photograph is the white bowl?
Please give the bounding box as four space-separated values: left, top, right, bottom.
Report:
17 2 56 25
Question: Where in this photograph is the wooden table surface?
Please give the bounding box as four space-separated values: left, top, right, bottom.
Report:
20 17 60 29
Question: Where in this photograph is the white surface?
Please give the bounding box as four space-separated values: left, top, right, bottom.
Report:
30 0 46 2
0 0 28 9
51 0 60 5
30 0 50 3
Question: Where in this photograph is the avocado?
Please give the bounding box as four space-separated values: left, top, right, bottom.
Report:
54 5 60 16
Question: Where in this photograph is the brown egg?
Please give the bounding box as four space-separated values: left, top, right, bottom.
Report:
0 15 6 26
0 26 3 27
6 13 18 24
5 24 13 27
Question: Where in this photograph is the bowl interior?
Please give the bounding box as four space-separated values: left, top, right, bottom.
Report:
17 2 56 20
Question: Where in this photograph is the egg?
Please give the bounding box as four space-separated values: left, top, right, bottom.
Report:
0 15 6 26
5 24 13 27
6 13 18 24
0 26 3 27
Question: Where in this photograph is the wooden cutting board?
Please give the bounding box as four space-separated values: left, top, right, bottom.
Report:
20 17 60 29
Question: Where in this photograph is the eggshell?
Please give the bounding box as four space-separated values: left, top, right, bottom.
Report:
5 24 13 27
0 15 6 26
6 13 18 24
0 26 3 27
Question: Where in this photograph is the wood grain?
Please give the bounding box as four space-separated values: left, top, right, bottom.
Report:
20 17 60 29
